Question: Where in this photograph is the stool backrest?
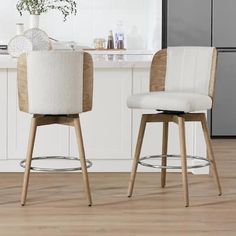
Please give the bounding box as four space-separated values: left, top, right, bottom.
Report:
17 51 93 115
150 47 217 99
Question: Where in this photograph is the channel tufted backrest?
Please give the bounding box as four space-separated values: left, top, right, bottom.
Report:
150 47 217 100
17 51 93 115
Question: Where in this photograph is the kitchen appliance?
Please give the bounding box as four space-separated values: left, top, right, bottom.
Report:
162 0 236 137
0 45 8 55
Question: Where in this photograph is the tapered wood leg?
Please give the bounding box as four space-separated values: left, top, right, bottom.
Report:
161 122 169 188
21 117 37 206
74 117 92 206
128 115 147 197
201 115 222 196
177 117 189 207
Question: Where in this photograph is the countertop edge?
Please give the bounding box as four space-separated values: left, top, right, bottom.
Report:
0 54 153 69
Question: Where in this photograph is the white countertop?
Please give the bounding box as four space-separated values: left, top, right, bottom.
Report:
0 51 154 69
92 54 153 68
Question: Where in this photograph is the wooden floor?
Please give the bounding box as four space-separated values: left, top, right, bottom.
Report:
0 140 236 235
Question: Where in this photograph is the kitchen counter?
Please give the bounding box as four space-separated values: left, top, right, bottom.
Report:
0 55 17 69
0 52 153 69
0 50 207 174
92 54 153 68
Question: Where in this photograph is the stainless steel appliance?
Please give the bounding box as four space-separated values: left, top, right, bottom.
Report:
162 0 236 137
0 45 8 55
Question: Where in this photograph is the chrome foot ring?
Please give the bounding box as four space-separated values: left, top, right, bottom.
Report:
20 156 92 172
139 154 211 169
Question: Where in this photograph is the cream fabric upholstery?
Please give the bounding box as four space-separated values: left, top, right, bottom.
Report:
27 51 84 114
127 92 212 113
165 47 213 95
128 47 215 113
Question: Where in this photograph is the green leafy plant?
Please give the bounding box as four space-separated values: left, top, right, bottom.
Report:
16 0 77 21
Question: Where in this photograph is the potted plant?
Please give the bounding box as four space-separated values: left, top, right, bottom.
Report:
16 0 77 28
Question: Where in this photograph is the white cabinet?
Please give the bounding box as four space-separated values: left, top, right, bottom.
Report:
0 66 206 173
6 68 133 162
70 68 132 159
0 69 7 160
7 70 69 160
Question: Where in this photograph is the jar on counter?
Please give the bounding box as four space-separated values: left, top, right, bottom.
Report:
94 38 106 50
16 23 24 36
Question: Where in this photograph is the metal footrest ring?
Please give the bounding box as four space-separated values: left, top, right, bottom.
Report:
138 154 211 169
20 156 92 172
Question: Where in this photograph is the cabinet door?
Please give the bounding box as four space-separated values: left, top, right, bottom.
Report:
212 52 236 136
0 69 7 160
167 0 211 46
213 0 236 47
7 70 69 160
132 69 195 161
70 69 132 159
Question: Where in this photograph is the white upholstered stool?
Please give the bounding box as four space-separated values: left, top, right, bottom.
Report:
17 51 93 206
127 47 222 207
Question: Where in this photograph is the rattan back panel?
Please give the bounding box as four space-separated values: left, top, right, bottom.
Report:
17 54 29 112
150 49 167 92
208 48 218 100
82 52 93 112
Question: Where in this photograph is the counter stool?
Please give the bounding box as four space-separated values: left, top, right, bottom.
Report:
127 47 222 207
17 51 93 206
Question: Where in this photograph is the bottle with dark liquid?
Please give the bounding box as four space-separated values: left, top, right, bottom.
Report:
107 30 114 49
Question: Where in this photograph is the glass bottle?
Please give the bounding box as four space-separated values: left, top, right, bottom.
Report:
107 30 114 49
115 21 125 48
117 35 124 49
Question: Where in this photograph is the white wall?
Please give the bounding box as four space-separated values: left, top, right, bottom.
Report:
0 0 162 50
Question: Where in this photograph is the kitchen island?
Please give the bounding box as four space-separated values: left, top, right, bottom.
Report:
0 52 207 174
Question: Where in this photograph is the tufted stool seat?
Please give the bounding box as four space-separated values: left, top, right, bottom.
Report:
127 47 222 207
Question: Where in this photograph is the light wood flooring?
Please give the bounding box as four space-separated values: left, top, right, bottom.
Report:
0 139 236 236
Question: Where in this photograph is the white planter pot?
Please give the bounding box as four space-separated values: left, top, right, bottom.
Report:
29 14 40 28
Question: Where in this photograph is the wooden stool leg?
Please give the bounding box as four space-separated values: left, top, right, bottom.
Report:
74 117 92 206
161 122 169 188
177 117 189 207
200 115 222 196
128 115 147 197
21 117 37 206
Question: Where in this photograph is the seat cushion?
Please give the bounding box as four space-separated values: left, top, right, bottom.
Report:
127 92 212 113
27 51 84 115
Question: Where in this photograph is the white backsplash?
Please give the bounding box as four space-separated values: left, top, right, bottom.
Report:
0 0 162 51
